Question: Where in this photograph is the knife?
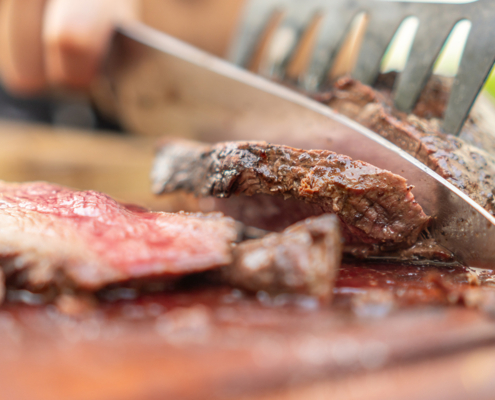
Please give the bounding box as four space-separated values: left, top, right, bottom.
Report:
102 21 495 268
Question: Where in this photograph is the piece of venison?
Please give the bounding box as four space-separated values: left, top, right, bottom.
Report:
224 214 342 300
318 76 495 215
0 181 237 290
152 140 430 248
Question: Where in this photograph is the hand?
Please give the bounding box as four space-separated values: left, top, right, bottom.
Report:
0 0 137 94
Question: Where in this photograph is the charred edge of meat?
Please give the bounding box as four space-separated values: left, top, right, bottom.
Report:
344 240 456 266
152 140 430 248
223 214 342 301
2 264 230 310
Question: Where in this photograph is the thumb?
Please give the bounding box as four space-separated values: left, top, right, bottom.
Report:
0 0 48 94
43 0 137 90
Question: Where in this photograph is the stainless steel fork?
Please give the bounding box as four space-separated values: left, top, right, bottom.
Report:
228 0 495 136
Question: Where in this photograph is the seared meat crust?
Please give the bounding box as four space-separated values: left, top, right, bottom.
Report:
153 140 430 248
321 77 495 215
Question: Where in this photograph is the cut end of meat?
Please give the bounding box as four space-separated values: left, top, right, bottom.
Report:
153 140 430 249
0 181 238 290
225 214 343 300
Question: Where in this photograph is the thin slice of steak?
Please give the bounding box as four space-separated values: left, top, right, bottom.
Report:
152 140 430 248
224 214 342 300
0 181 237 290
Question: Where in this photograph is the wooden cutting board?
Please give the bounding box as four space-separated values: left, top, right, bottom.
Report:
0 119 199 212
0 120 495 400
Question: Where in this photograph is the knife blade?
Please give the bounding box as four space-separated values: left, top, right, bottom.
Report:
103 21 495 268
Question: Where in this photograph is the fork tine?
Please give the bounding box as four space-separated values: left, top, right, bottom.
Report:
353 5 410 85
231 0 495 137
303 8 358 91
262 7 318 80
228 0 285 68
443 22 495 135
393 16 457 114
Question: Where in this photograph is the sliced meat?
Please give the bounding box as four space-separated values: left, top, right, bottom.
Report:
152 140 430 248
224 214 342 300
0 181 237 290
318 76 495 215
203 195 325 236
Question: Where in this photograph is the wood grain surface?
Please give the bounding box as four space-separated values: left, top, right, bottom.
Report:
0 119 198 211
0 120 495 400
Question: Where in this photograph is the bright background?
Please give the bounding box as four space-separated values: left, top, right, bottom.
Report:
380 0 495 101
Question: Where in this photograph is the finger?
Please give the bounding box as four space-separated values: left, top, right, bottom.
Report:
0 0 48 94
43 0 133 90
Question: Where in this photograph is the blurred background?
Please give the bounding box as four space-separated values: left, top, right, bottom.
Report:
0 0 492 210
1 0 493 132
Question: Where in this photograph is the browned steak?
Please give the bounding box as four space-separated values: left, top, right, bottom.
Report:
225 214 342 300
318 76 495 216
152 140 430 249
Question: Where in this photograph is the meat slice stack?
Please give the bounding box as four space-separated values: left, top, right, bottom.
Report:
152 140 430 249
321 77 495 216
0 181 237 290
0 181 343 301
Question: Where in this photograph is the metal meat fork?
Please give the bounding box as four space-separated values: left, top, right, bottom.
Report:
229 0 495 135
103 16 495 266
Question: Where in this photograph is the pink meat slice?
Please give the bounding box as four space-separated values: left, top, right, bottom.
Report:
0 181 237 289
